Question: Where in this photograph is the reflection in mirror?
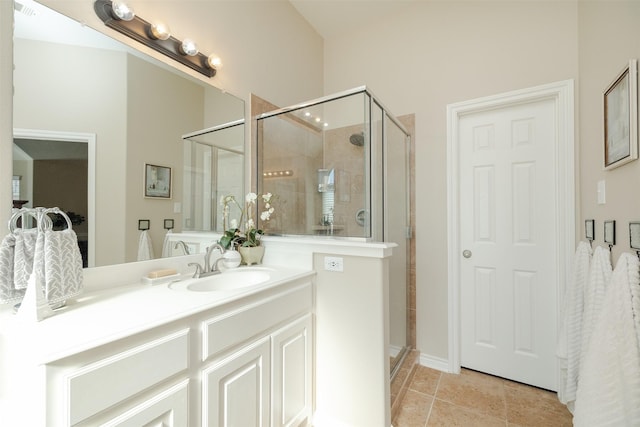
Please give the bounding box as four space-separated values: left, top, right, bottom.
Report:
12 0 245 267
182 120 245 233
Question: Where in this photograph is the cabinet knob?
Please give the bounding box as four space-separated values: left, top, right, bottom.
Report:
462 249 472 258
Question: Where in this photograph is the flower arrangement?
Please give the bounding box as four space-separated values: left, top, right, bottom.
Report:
219 192 275 249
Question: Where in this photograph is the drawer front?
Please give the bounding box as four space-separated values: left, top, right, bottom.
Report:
66 329 189 425
202 281 312 361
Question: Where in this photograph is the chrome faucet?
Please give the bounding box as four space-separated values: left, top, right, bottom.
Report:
188 243 226 278
174 240 190 255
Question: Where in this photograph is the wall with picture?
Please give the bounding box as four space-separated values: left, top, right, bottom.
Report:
578 1 640 261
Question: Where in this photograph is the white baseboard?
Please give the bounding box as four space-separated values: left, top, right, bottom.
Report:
418 352 452 373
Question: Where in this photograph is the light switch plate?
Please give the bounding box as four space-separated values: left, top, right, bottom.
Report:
597 180 606 204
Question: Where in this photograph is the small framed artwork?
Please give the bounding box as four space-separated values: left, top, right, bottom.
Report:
585 219 595 241
630 222 640 250
604 59 638 170
144 163 172 199
604 220 616 246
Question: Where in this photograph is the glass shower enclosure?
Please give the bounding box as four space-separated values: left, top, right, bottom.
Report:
255 87 411 376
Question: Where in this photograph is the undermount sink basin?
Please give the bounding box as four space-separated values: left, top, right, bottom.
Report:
170 268 272 292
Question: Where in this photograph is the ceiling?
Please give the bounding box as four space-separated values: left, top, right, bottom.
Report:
289 0 414 39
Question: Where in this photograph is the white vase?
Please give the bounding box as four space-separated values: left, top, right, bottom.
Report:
238 246 265 266
222 248 242 268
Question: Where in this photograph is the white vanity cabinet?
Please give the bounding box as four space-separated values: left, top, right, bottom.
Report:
200 282 314 427
0 272 314 427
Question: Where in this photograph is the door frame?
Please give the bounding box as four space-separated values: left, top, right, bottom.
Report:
446 80 575 377
13 128 96 267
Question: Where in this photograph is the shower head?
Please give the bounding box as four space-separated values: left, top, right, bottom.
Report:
349 132 365 147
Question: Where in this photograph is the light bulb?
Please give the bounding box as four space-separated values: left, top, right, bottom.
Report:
149 22 171 40
207 53 223 70
180 39 198 56
111 1 135 21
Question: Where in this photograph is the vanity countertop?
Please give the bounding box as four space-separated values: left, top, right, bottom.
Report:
0 265 314 365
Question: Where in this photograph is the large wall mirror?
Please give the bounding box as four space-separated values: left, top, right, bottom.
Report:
11 0 245 267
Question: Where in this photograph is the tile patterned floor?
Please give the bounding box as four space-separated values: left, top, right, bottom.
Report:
393 367 573 427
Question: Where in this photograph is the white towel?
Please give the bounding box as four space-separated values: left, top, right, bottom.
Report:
12 228 38 290
42 228 84 305
137 230 155 261
579 246 612 372
557 240 592 408
161 229 172 258
0 233 25 304
573 253 640 426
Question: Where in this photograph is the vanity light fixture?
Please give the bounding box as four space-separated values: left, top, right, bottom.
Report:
94 0 220 78
149 22 171 41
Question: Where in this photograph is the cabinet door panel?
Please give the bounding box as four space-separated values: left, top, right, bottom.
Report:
94 380 189 427
203 337 270 427
272 314 313 427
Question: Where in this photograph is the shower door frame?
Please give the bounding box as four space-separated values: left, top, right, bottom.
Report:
255 86 413 378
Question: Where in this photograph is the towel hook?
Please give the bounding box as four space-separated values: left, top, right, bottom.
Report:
138 219 150 231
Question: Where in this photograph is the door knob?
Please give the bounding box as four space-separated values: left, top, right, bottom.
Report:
462 249 472 258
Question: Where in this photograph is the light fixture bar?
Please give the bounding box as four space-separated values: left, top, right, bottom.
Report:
94 0 216 78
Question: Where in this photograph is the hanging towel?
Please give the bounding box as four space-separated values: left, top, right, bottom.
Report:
161 229 172 258
579 246 612 371
12 228 38 290
0 233 24 304
573 253 640 426
137 230 155 261
557 240 592 408
42 227 84 305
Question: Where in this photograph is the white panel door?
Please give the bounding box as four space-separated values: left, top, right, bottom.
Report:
459 98 558 390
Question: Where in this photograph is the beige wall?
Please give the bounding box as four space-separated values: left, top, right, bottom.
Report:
125 55 203 261
578 2 640 262
323 1 580 360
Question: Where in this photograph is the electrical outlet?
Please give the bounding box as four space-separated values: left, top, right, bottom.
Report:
324 256 344 272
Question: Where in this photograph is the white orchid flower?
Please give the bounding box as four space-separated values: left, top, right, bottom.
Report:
246 192 257 203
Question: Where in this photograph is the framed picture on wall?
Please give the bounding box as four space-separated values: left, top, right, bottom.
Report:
604 59 638 170
144 163 172 199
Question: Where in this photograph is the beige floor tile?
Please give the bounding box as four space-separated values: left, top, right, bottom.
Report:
503 381 573 427
435 369 507 419
393 389 433 427
409 366 441 396
427 399 507 427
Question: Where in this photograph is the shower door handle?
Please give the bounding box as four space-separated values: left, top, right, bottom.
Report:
462 249 472 258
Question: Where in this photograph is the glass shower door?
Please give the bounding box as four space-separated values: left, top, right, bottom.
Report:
385 114 410 375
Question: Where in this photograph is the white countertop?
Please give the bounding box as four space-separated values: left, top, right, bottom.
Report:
0 265 314 365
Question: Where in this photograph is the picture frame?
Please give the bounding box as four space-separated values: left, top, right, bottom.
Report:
604 220 616 246
630 222 640 250
604 59 638 170
585 219 595 241
144 163 172 199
